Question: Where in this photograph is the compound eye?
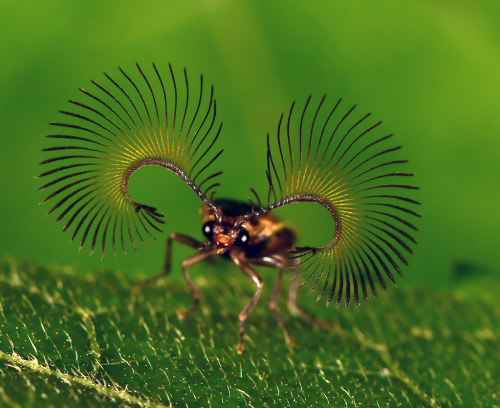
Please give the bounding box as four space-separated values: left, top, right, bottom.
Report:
202 221 216 240
235 228 250 246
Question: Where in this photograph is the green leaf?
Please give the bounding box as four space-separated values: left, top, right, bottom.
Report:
0 260 498 407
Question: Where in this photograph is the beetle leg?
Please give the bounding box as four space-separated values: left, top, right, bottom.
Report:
132 233 203 297
231 252 263 354
269 266 294 347
247 256 294 347
177 247 219 320
288 265 332 330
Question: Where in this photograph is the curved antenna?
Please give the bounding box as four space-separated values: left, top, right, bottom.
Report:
39 63 223 256
254 96 420 307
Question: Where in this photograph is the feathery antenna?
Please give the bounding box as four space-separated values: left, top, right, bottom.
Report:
259 96 420 307
39 63 223 256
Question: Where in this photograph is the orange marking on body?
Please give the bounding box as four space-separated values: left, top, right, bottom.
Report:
214 234 234 247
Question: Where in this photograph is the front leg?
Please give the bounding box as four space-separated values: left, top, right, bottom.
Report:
131 232 202 297
231 251 263 354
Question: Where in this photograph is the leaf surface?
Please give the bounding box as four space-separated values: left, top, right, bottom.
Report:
0 260 498 407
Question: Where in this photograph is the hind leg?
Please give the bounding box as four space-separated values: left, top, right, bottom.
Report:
287 267 332 329
269 266 293 346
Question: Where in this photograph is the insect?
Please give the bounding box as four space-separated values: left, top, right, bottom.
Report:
39 63 420 353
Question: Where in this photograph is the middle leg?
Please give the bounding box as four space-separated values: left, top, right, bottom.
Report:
247 255 294 346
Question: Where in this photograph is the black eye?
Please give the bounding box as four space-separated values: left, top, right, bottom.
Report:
202 221 215 239
235 228 250 246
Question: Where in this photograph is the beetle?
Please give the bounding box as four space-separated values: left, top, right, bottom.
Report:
39 63 420 353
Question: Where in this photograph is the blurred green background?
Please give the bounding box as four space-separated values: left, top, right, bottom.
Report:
1 0 499 293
